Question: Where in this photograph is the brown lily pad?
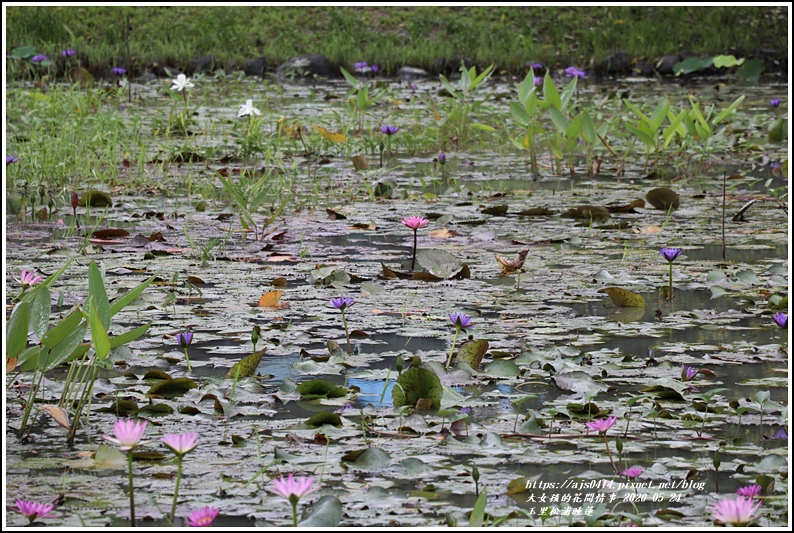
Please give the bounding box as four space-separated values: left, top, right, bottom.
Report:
561 205 611 221
646 187 680 210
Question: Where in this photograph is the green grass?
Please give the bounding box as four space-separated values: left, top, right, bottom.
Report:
5 6 788 77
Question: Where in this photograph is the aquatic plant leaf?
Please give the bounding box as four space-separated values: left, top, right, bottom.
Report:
469 489 487 527
416 249 469 280
307 266 350 286
29 286 51 341
138 403 173 415
258 289 284 308
600 287 645 307
553 371 608 394
351 155 369 171
147 377 198 397
94 445 126 469
646 187 680 210
78 190 113 207
361 282 386 295
313 125 346 143
392 366 442 409
226 348 266 378
518 207 554 217
457 339 489 369
297 379 349 400
88 300 110 360
481 205 508 215
561 205 611 220
306 412 343 427
38 405 70 430
343 447 392 468
483 359 520 378
298 496 343 527
506 477 531 494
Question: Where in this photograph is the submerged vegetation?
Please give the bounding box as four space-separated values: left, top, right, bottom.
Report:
4 5 790 529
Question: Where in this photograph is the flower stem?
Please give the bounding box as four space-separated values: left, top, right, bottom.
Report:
446 327 460 369
668 262 674 301
128 450 136 527
183 347 192 371
169 455 183 524
341 310 351 355
410 229 418 271
291 500 298 527
603 434 618 475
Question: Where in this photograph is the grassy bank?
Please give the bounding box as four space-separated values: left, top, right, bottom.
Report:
5 5 789 78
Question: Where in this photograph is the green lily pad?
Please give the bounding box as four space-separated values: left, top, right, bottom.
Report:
146 377 197 397
342 447 392 469
457 339 489 369
298 496 343 527
646 187 680 210
78 190 113 208
306 412 343 427
561 205 611 221
226 348 266 378
416 249 469 280
392 366 442 409
297 379 349 400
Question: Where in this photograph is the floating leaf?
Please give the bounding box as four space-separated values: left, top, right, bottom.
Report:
518 207 554 217
147 377 197 397
226 348 266 378
600 287 645 307
92 228 129 239
258 289 284 308
298 496 343 527
78 190 113 207
306 412 343 427
351 155 369 171
646 187 680 210
392 366 442 409
561 205 611 220
297 379 349 400
342 447 392 468
416 249 470 280
428 228 460 238
482 359 520 378
554 371 608 394
457 339 489 369
313 125 346 143
481 205 508 216
143 370 172 380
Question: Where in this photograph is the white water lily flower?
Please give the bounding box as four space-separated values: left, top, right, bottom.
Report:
171 73 194 92
238 99 261 117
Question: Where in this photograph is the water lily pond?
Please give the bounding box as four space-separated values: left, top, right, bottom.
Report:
5 71 789 528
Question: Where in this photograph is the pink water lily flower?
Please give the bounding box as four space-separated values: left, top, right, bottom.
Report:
102 418 147 451
12 499 57 524
20 268 43 287
622 466 642 479
161 432 199 456
401 216 429 230
736 484 762 499
185 506 219 527
710 495 762 526
586 416 617 434
270 473 318 502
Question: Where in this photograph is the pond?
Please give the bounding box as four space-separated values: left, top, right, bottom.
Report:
4 71 789 527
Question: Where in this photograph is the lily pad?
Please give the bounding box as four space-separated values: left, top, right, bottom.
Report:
342 447 392 469
456 339 489 369
416 249 470 280
646 187 680 210
600 287 645 307
78 190 113 207
146 377 197 397
305 412 343 427
561 205 611 221
226 349 266 378
297 379 349 400
298 495 343 527
392 366 442 409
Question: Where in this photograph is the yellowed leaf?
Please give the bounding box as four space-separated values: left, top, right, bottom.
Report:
351 155 369 171
428 229 460 238
38 405 71 430
600 287 645 307
313 125 346 143
6 357 18 373
637 225 662 234
258 290 284 308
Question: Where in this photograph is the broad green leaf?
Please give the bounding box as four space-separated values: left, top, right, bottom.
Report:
622 99 654 128
457 339 489 369
89 300 110 360
673 56 713 75
542 73 561 110
470 123 495 132
109 322 151 350
737 58 763 80
663 109 688 149
517 71 536 103
343 447 392 469
559 77 577 110
147 377 197 396
713 55 744 68
226 348 266 378
42 308 83 348
40 323 87 371
580 111 596 143
392 366 442 409
29 286 51 341
298 496 343 527
297 379 348 400
548 107 569 134
109 276 154 316
88 261 110 330
469 489 487 527
438 75 459 99
713 95 745 125
509 102 531 126
566 113 584 139
6 301 30 359
650 100 670 128
339 67 360 88
626 124 657 149
468 64 495 92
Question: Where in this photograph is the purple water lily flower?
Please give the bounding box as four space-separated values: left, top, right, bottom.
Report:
534 76 543 86
371 64 379 72
354 61 368 70
564 66 586 78
531 62 543 71
772 312 787 328
380 125 399 135
7 155 19 164
460 406 473 416
329 297 355 311
770 99 780 108
438 153 446 164
681 364 697 381
449 312 473 329
31 54 48 63
112 67 126 75
773 427 787 439
660 247 683 263
62 48 76 58
177 332 193 349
